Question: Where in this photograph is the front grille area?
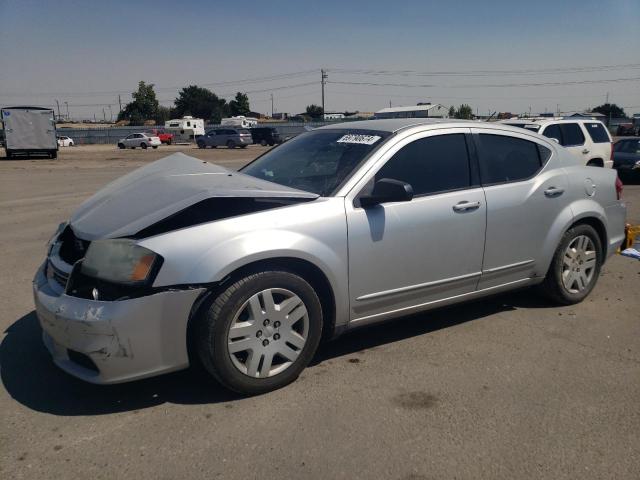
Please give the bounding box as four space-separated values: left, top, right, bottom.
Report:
58 226 90 265
50 263 70 288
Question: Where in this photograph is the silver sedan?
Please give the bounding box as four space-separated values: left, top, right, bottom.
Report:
33 119 626 394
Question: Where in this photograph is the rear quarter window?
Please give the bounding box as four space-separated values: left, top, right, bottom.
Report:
584 122 610 143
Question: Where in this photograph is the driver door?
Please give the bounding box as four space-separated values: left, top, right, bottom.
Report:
345 129 487 324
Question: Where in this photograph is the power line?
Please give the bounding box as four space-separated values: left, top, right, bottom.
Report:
328 76 640 89
328 63 640 77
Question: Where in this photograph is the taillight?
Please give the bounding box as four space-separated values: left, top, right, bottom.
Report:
610 142 614 162
615 176 623 200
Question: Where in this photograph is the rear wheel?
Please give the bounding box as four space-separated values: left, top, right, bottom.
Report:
50 150 57 159
227 140 236 149
5 150 12 159
117 143 125 149
167 139 172 145
260 139 268 146
152 146 158 149
196 270 323 395
197 141 206 149
141 142 148 149
540 224 602 305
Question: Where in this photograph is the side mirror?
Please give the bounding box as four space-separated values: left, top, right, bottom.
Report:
360 178 414 207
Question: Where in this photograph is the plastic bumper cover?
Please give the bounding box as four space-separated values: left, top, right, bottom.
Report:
33 263 205 384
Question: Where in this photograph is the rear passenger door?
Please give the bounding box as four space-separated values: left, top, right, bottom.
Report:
472 129 571 289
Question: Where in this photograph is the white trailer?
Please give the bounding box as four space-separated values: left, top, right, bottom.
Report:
1 106 58 159
164 116 205 143
221 116 258 128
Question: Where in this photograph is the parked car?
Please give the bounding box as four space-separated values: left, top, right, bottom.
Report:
197 128 252 149
613 137 640 181
250 127 282 146
117 133 161 149
145 129 174 145
57 135 74 147
34 119 626 394
501 119 613 168
615 124 637 136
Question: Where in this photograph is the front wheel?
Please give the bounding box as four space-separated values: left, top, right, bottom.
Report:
197 141 206 149
196 270 323 395
140 142 148 149
117 143 125 149
540 224 602 305
166 139 172 145
226 140 236 149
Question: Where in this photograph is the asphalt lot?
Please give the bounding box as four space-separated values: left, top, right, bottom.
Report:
1 144 639 479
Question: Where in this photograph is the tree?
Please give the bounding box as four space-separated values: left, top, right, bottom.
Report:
117 81 160 125
305 104 324 119
228 92 251 117
448 106 456 118
454 104 474 119
173 85 228 123
153 105 172 125
592 103 625 119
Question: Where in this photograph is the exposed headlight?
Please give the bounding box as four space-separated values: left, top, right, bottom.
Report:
81 239 161 284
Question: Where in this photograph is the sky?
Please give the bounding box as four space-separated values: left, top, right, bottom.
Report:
1 0 639 120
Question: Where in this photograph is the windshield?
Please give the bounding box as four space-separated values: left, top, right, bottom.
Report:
241 129 391 196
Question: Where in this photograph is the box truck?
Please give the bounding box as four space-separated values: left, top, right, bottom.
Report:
1 106 58 159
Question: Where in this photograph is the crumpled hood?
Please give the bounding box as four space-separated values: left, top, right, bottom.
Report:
70 152 318 239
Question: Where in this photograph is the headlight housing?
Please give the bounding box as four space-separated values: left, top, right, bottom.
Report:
81 239 161 285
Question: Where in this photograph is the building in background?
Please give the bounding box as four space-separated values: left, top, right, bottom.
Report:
374 103 448 119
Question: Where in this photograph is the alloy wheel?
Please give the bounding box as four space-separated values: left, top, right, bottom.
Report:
561 235 597 293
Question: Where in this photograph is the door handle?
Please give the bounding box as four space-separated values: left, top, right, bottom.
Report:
582 149 590 154
544 187 565 197
452 201 481 212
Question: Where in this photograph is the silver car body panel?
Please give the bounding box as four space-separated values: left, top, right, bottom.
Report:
69 153 317 239
33 119 627 384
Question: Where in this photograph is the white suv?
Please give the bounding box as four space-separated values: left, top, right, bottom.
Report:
501 119 613 168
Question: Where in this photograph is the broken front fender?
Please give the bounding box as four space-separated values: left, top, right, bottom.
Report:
33 265 205 384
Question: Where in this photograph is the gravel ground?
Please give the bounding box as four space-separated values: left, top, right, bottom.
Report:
1 144 639 480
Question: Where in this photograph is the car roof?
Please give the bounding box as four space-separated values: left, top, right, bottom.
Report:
316 118 482 133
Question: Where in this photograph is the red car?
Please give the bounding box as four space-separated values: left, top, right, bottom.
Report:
145 129 174 145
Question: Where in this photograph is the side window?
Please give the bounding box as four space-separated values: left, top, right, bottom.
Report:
560 123 585 146
374 134 471 196
477 134 543 184
584 122 610 143
542 124 562 144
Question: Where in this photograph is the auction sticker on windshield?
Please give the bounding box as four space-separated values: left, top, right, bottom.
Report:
336 134 381 145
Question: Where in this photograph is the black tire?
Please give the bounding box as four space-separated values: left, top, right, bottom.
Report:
167 139 172 145
195 270 323 395
152 146 158 149
240 144 248 149
540 224 602 305
269 141 275 146
197 141 206 149
118 143 125 149
5 150 12 159
260 139 268 146
227 140 236 149
50 150 57 159
141 142 148 149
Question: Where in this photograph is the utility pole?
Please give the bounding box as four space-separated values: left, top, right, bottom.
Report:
270 93 274 117
64 101 69 121
389 100 392 108
118 94 122 115
55 99 61 122
102 108 106 122
108 105 113 122
605 92 611 127
321 68 327 117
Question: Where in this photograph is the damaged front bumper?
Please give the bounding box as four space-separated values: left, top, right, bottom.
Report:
33 262 205 384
